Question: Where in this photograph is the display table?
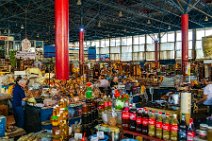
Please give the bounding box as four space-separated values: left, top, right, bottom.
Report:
122 129 164 141
5 127 26 138
0 94 11 101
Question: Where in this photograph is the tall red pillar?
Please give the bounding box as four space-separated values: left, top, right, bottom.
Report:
155 40 159 69
181 14 189 76
79 28 84 75
55 0 69 80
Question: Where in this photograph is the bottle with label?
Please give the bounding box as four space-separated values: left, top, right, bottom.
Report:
136 108 143 132
142 108 149 135
170 114 178 141
148 110 156 137
187 118 195 141
129 103 137 131
178 113 187 141
163 113 170 140
122 102 130 130
155 112 163 139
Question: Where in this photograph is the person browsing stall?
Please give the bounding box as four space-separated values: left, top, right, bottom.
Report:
12 78 28 128
110 76 119 88
198 82 212 114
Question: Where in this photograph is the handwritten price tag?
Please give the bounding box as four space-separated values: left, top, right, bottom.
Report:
97 131 104 139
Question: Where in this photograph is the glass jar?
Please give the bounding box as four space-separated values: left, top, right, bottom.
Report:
208 126 212 141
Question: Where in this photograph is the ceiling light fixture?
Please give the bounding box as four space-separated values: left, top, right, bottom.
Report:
97 21 101 27
147 19 151 24
168 25 171 30
204 16 208 22
4 29 7 34
77 0 82 6
21 24 24 29
118 11 123 17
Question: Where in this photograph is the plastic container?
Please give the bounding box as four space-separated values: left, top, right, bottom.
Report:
0 116 6 137
89 134 109 141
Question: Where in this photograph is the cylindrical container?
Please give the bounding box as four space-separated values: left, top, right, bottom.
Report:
180 92 191 124
208 126 212 141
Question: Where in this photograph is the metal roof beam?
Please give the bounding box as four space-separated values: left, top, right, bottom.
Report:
180 0 212 18
89 0 180 28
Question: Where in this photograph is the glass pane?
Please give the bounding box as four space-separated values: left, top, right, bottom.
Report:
160 43 174 50
110 38 116 46
126 36 132 45
95 40 100 47
122 46 132 53
196 41 202 49
116 38 121 46
96 48 100 54
110 54 120 60
121 37 127 45
146 44 155 51
196 49 204 59
189 49 192 59
189 41 192 49
168 32 175 42
176 50 181 58
100 47 109 54
121 52 132 61
188 30 193 41
176 42 182 50
147 35 154 44
177 31 182 41
146 52 155 61
161 33 167 43
133 52 144 61
133 36 139 44
134 44 145 52
196 29 205 40
105 39 109 46
160 51 175 60
110 46 120 53
140 36 145 44
205 28 212 36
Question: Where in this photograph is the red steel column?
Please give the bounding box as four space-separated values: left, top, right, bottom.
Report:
55 0 69 80
155 40 159 69
181 14 189 76
79 28 84 75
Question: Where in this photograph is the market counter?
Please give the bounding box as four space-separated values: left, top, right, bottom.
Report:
24 105 53 133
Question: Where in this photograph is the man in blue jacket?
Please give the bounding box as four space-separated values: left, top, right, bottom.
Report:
12 78 28 128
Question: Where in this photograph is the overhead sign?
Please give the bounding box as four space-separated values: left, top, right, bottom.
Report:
0 36 14 41
16 51 36 60
21 38 31 51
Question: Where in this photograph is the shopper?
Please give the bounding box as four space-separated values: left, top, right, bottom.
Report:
110 76 119 88
12 78 28 128
198 81 212 115
98 75 110 95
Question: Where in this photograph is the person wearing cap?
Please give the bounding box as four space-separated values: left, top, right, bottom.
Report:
12 78 28 128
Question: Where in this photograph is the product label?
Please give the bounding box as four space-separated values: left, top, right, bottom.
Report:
130 113 136 120
163 123 170 131
108 101 112 106
136 117 142 124
156 121 162 128
142 118 148 126
104 102 108 107
149 118 155 125
171 124 178 132
122 112 130 119
187 131 195 140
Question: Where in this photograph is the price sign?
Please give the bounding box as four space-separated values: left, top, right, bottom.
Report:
97 131 104 139
74 133 82 140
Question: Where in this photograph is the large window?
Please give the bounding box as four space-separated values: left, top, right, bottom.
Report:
68 27 212 62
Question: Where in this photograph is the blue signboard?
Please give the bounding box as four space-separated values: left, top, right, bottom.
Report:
88 46 96 60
